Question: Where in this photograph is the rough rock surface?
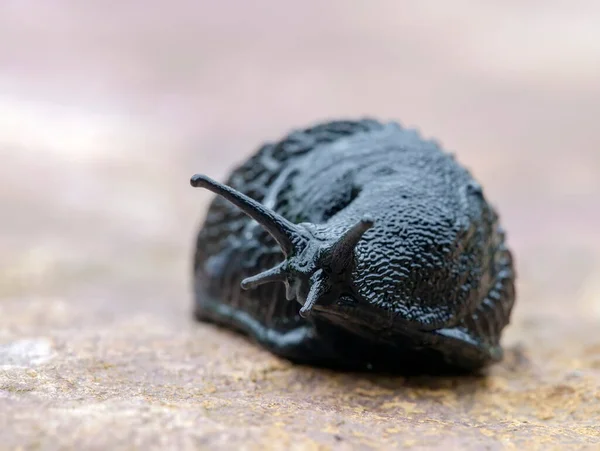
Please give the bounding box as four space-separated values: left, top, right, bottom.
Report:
1 2 600 450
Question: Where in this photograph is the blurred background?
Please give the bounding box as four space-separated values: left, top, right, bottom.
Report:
1 1 599 448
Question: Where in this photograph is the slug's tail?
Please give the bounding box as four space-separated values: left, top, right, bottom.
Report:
191 173 374 317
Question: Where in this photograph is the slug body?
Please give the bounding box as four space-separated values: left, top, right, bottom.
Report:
191 119 516 372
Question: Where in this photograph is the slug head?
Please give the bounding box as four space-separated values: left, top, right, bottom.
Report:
191 174 374 319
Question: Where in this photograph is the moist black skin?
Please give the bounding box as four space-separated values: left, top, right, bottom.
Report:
191 119 516 373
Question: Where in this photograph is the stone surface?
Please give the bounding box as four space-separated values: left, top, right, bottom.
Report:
1 2 599 449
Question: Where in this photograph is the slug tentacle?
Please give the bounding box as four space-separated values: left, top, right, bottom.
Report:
239 262 287 290
327 215 374 275
191 174 307 255
299 269 329 318
192 173 375 316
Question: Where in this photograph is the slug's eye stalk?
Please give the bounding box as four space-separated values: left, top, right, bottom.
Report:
328 215 374 275
190 174 307 255
191 173 374 318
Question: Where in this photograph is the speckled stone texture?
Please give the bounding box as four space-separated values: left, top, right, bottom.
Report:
1 2 599 450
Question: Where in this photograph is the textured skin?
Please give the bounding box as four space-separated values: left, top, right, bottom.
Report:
192 119 516 372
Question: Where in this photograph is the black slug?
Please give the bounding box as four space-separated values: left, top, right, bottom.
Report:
190 119 516 372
